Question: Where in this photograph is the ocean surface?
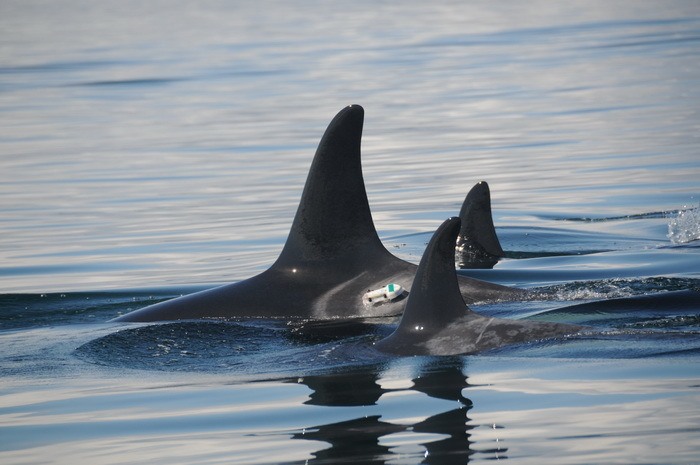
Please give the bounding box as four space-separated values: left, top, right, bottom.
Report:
1 1 700 463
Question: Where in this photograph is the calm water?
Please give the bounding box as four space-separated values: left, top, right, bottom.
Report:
1 1 700 463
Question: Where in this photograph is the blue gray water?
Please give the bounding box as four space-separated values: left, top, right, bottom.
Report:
1 1 699 463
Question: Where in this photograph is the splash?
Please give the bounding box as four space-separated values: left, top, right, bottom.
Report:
668 205 700 244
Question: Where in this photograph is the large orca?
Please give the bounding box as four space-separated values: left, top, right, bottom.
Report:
376 217 582 355
114 105 525 322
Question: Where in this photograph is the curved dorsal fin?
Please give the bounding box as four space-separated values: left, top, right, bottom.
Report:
456 181 504 267
275 105 389 265
398 217 473 332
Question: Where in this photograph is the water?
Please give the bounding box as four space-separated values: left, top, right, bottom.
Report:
1 1 700 463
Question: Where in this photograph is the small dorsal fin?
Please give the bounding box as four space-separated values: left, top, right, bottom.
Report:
398 217 473 332
275 105 390 266
456 181 504 267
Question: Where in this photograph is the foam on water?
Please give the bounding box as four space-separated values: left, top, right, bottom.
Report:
668 205 700 244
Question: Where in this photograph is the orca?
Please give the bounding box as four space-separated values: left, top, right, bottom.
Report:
376 217 582 355
114 105 525 322
456 181 505 269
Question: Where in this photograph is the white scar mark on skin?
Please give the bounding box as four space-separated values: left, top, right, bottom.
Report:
474 318 494 346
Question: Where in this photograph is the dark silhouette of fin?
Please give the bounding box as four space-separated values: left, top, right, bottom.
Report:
456 181 504 269
276 105 391 265
380 218 474 341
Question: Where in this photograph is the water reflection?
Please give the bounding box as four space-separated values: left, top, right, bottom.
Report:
411 358 473 404
296 367 388 407
414 408 475 464
288 416 405 464
286 360 481 464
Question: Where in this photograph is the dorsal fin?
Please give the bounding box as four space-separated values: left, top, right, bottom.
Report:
456 181 504 267
275 105 389 265
398 217 473 333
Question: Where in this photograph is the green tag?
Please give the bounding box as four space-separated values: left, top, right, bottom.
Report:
387 284 395 292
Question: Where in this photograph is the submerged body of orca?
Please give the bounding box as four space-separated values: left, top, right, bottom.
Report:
376 218 583 355
115 105 524 322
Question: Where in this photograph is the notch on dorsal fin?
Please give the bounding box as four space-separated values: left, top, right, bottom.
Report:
397 217 473 333
456 181 504 268
275 105 390 265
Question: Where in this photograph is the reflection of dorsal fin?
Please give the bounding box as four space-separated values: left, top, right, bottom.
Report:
456 181 504 267
275 105 390 265
399 217 474 333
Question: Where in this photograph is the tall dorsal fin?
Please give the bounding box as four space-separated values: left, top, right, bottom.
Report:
275 105 388 265
398 217 473 333
456 181 504 267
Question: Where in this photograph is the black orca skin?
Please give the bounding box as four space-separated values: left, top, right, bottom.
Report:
114 106 525 322
376 217 582 355
456 181 505 269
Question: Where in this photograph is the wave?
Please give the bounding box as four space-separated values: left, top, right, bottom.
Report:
73 320 384 377
533 277 700 301
553 210 675 222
